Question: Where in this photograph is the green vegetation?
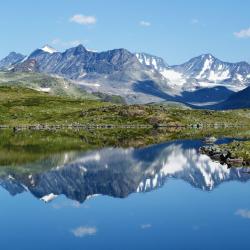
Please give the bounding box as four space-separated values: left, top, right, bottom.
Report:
92 91 126 104
0 127 249 167
0 86 250 127
0 86 107 126
220 141 250 163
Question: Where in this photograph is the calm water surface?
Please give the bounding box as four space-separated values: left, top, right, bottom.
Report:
0 138 250 250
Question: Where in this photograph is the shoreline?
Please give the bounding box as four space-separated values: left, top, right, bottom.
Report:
0 123 249 131
200 141 250 167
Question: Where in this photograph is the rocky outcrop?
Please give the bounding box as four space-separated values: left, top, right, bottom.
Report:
199 142 250 166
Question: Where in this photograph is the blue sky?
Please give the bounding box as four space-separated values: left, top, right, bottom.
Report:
1 0 250 64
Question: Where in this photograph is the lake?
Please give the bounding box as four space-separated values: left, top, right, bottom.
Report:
0 134 250 250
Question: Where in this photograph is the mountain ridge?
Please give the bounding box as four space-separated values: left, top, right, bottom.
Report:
137 52 250 91
1 45 250 106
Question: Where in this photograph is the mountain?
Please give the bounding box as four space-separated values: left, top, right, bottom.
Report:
207 86 250 110
24 44 141 77
135 52 186 88
0 52 26 70
136 52 250 93
134 52 250 106
12 45 174 104
3 45 250 105
172 54 250 90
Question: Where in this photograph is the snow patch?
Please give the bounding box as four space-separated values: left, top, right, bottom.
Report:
77 82 100 88
41 45 57 54
86 194 100 200
41 193 58 203
38 87 51 92
208 70 230 81
235 74 244 81
197 57 213 79
160 69 186 86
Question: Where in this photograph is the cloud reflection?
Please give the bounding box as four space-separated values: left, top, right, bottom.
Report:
235 209 250 219
141 224 152 229
71 226 97 237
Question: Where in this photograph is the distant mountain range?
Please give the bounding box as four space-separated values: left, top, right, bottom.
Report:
0 52 26 69
0 44 249 108
135 52 250 91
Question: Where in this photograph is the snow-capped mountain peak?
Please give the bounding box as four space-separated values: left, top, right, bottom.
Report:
201 53 215 59
175 54 250 90
41 45 57 54
136 51 250 92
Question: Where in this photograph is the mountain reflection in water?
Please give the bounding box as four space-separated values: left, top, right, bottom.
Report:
0 139 249 203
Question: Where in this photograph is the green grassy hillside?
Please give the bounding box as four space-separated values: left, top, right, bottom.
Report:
0 86 250 127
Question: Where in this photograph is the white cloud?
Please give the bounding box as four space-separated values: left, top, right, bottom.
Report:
140 224 152 229
235 209 250 218
234 27 250 38
139 21 151 27
70 14 97 25
71 226 97 237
